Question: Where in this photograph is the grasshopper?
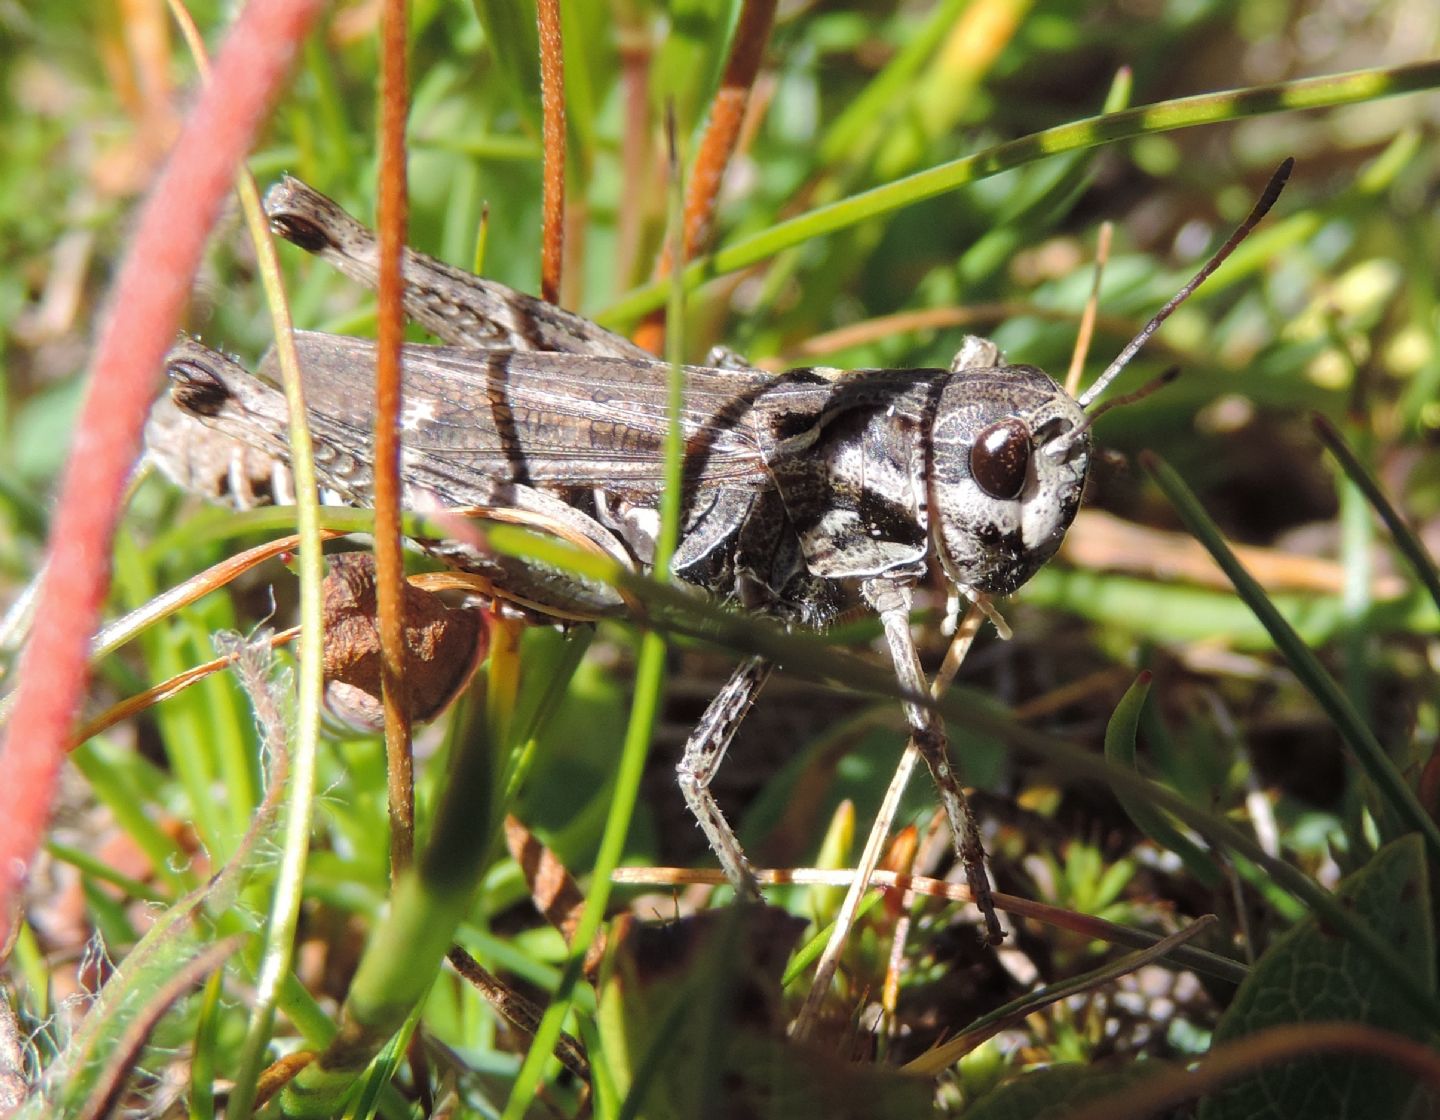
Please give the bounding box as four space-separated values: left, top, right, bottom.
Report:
151 162 1291 943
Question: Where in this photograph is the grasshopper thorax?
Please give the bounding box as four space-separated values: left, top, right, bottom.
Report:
928 362 1089 597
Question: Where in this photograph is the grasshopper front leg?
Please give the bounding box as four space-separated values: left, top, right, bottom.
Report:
862 578 1004 945
675 655 775 901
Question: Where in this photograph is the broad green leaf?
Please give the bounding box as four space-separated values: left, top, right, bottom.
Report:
1199 834 1434 1120
964 1062 1173 1119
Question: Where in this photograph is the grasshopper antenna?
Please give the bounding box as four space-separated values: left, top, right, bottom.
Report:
1077 158 1293 410
1046 367 1180 459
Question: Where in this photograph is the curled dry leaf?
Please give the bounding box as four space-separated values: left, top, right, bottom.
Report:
321 552 488 728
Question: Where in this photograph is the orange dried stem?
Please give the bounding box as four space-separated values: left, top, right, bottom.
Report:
1065 220 1113 397
254 1051 317 1108
537 0 566 305
634 0 776 353
376 0 414 875
678 0 776 261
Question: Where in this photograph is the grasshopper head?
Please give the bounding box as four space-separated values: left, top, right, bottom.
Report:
920 163 1294 600
928 367 1089 597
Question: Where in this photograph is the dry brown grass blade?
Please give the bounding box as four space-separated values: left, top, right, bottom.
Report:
769 302 1138 367
611 866 1246 985
72 626 302 747
0 530 343 734
1009 664 1137 722
503 815 606 975
1060 509 1406 596
0 515 341 716
904 917 1219 1074
72 550 492 749
879 825 920 1022
446 946 591 1083
1065 221 1113 397
1063 1022 1440 1120
793 599 991 1040
93 530 340 664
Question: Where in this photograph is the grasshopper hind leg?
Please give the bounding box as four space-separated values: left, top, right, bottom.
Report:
675 655 775 900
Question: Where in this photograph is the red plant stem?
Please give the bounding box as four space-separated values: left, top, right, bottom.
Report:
376 0 414 875
537 0 565 305
0 0 325 941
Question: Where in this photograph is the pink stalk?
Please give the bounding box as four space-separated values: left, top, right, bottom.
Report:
0 0 326 939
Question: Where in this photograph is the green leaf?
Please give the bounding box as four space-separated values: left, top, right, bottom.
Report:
964 1063 1173 1120
652 0 736 137
1104 672 1221 888
1198 834 1434 1120
471 0 542 127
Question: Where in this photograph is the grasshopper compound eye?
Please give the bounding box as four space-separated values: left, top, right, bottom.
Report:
167 357 233 418
929 158 1295 599
969 418 1033 501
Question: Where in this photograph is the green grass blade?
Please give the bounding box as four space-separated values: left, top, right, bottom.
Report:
500 629 670 1120
1141 451 1440 865
466 520 1440 1022
500 110 694 1120
280 684 494 1115
1312 413 1440 619
470 0 542 127
1103 673 1222 890
599 59 1440 326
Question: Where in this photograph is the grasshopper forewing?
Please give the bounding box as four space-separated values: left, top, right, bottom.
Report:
153 163 1292 945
